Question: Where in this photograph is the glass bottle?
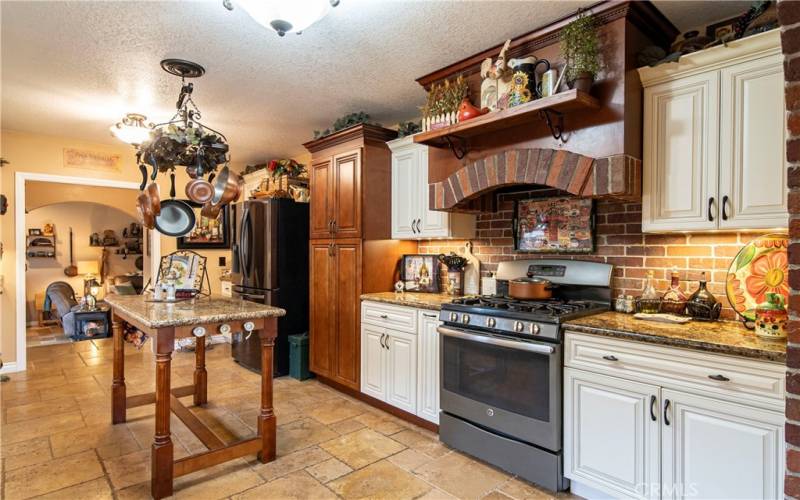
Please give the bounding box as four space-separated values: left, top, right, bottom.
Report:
661 267 687 315
686 272 721 320
639 270 660 313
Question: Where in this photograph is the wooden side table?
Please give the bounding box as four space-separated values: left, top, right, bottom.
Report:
105 295 283 499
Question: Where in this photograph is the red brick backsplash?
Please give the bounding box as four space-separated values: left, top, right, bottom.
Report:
419 193 762 321
782 0 800 494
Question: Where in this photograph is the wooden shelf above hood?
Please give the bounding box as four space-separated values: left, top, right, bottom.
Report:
413 90 599 154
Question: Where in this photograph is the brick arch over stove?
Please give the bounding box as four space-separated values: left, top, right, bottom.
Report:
429 148 642 212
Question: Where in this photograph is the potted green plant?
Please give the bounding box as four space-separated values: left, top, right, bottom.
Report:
560 11 601 93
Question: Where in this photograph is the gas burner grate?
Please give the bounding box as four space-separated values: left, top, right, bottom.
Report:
453 296 595 316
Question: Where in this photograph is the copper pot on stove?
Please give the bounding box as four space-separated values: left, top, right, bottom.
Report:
508 275 556 300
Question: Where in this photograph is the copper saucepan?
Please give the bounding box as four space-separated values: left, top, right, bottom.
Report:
508 276 556 300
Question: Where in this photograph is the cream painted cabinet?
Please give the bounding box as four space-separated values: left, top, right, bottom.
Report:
564 331 785 499
360 301 441 424
388 136 475 240
640 30 786 232
564 368 660 499
417 311 441 424
662 389 784 500
643 71 719 231
719 53 787 228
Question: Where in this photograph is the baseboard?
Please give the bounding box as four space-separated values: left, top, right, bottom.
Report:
316 374 439 433
0 362 20 374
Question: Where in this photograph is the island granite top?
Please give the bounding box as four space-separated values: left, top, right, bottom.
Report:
564 311 786 363
360 292 458 311
104 294 285 329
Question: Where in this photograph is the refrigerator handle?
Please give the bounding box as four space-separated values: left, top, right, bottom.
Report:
239 206 251 280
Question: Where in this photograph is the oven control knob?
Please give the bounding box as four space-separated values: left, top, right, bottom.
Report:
461 314 471 325
514 321 524 333
449 312 458 322
487 317 496 328
192 326 206 337
530 323 540 335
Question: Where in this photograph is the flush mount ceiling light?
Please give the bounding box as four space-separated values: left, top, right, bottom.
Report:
223 0 340 36
110 113 154 146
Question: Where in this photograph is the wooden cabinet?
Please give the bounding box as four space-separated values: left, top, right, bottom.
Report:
640 30 786 232
305 125 412 391
564 331 785 499
360 301 441 424
565 369 660 500
416 311 441 424
308 240 361 388
388 136 475 240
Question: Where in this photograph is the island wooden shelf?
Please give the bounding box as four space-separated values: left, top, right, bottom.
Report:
413 89 599 156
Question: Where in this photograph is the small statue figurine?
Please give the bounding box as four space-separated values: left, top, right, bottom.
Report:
480 39 512 111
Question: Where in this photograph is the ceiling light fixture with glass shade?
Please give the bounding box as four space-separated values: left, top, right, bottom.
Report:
110 113 154 146
223 0 340 36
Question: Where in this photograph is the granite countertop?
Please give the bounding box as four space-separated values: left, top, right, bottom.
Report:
564 311 786 363
360 292 459 311
104 294 285 329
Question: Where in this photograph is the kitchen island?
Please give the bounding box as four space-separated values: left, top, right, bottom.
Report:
103 294 285 499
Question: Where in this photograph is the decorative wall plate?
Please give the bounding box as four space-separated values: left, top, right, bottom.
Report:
725 233 788 325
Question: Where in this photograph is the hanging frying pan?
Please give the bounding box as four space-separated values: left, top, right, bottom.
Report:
64 228 78 277
154 173 196 237
185 178 214 204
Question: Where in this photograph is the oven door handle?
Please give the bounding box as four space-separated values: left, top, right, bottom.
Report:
438 326 555 355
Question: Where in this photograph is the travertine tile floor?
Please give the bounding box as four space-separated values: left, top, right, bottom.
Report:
25 326 71 348
1 338 578 499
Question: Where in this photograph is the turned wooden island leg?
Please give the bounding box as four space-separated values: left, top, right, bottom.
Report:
111 315 126 424
193 333 207 406
152 329 175 500
258 317 277 463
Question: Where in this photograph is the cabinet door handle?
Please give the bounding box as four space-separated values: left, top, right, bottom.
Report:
707 197 715 222
332 220 337 233
721 195 729 221
411 220 417 234
708 374 730 382
415 219 422 233
328 220 333 233
602 355 618 361
650 395 657 422
379 333 386 349
664 398 671 426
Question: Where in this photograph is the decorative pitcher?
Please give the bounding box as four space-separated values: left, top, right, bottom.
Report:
754 293 788 339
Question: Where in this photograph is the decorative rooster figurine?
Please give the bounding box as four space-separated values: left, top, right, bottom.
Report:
457 98 489 123
480 39 512 111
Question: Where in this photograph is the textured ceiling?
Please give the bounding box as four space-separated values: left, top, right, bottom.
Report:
1 1 749 164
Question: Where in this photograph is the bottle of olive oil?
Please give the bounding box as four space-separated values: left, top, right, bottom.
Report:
639 270 660 313
661 266 687 315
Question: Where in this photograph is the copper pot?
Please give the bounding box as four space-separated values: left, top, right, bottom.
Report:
145 181 161 216
136 192 155 229
210 166 242 206
185 178 214 204
508 276 555 300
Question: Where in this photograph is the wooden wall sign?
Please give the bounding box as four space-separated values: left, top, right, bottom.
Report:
63 148 121 172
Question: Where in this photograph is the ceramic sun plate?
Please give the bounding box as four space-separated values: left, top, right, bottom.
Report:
725 233 788 325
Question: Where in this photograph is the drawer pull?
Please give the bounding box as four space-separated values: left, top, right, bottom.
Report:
708 374 730 382
379 314 389 319
650 395 657 422
602 355 619 362
423 313 438 318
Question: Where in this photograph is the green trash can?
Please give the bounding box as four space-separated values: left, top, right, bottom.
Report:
288 333 312 380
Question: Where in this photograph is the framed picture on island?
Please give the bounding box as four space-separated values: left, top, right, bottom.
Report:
177 201 234 249
400 254 440 293
513 196 594 253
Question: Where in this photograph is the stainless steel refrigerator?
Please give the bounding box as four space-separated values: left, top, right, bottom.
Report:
231 198 309 375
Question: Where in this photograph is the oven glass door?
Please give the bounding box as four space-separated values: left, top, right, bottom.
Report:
440 326 561 450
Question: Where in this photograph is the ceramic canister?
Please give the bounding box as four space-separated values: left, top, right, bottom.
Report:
754 292 788 339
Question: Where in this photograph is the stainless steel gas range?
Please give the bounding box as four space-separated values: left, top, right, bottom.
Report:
437 259 613 492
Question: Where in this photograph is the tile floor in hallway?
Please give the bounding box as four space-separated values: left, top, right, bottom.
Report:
1 339 577 500
25 325 71 348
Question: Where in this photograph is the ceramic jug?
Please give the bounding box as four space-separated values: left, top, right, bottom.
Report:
507 57 551 106
755 293 788 339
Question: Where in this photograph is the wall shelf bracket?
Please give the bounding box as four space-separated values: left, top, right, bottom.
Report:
444 135 468 160
539 109 564 141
